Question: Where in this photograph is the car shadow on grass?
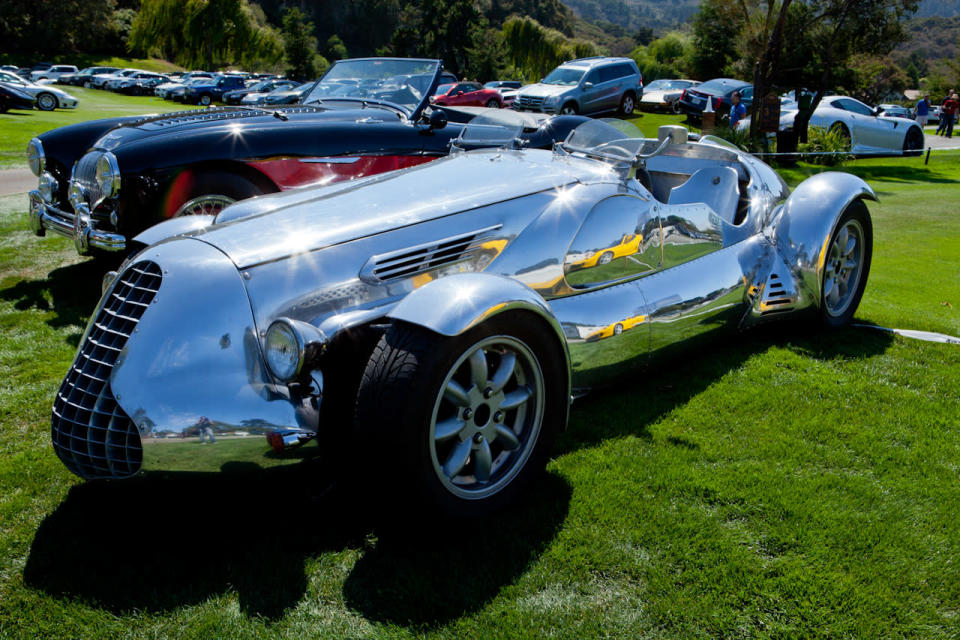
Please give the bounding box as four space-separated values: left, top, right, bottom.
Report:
556 323 894 454
0 258 104 344
23 462 571 624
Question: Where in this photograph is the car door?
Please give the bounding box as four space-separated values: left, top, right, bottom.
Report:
580 69 606 114
834 98 888 149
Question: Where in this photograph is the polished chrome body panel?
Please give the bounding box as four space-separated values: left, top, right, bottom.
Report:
53 122 876 479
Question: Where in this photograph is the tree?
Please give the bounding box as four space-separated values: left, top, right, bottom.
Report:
630 31 695 81
325 35 349 61
282 7 323 81
502 15 600 82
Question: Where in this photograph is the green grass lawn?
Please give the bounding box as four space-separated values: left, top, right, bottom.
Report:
0 87 199 169
0 126 959 636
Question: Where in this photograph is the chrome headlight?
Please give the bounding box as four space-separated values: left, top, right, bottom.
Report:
27 138 45 176
38 172 58 203
95 152 121 198
544 94 562 107
263 318 327 382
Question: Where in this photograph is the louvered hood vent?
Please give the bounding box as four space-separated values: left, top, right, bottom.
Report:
360 225 502 284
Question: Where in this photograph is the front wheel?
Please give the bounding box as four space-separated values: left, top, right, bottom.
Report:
560 102 578 115
820 199 872 328
485 98 500 108
355 313 567 518
903 126 923 156
198 94 212 106
36 93 57 111
167 170 273 218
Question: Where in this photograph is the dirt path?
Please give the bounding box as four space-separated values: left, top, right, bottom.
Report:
0 169 36 197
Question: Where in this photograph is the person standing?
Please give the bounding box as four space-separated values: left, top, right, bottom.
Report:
728 90 747 128
943 92 958 139
936 90 954 136
915 94 931 127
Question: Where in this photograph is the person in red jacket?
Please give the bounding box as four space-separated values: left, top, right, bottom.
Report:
942 92 958 139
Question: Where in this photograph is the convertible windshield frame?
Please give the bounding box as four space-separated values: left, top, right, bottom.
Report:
302 57 442 121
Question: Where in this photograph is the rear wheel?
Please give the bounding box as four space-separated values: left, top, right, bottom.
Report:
36 93 57 111
618 92 636 117
485 98 500 108
355 313 567 518
199 94 212 106
830 122 852 152
820 199 872 328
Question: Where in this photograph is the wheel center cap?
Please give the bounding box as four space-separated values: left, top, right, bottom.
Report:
473 404 491 426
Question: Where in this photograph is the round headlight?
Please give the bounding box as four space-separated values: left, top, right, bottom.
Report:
38 172 58 203
263 318 328 382
264 321 302 382
27 138 45 177
95 152 120 198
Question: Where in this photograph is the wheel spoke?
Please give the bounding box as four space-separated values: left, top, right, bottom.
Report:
444 379 470 407
500 385 532 411
835 227 848 257
494 425 521 450
468 349 488 389
434 417 466 442
489 352 516 393
443 439 473 479
474 440 492 482
844 258 858 270
844 233 857 257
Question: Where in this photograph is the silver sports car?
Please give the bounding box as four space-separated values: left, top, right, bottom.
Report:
49 118 875 517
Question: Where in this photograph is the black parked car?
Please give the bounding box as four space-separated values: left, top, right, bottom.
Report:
116 73 170 96
27 57 587 258
677 78 752 123
1 82 37 112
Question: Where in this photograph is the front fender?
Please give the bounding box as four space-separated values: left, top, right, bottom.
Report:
132 214 217 248
773 172 876 308
387 272 571 385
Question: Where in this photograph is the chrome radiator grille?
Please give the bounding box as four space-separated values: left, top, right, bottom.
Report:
70 151 104 208
516 95 545 110
51 261 162 479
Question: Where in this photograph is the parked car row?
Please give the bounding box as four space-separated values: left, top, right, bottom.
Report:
0 70 78 111
30 68 878 519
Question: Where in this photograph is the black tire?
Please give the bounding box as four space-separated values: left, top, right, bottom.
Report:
355 312 567 518
613 323 624 335
560 102 579 116
199 94 212 106
485 98 500 109
36 93 57 111
820 199 872 328
598 251 614 265
618 92 636 117
83 80 92 89
166 170 274 218
903 126 923 156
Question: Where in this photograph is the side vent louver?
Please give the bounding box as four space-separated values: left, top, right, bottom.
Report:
360 225 502 284
759 272 797 314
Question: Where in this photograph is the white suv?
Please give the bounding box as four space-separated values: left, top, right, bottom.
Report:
512 57 643 116
30 65 78 82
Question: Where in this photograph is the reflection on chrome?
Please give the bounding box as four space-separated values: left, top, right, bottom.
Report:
51 118 876 504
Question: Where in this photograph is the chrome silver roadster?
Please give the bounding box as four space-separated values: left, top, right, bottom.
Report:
51 118 875 517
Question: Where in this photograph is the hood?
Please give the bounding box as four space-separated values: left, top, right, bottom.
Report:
191 148 617 269
518 84 574 99
91 105 393 151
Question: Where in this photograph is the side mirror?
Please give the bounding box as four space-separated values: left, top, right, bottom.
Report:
456 91 464 96
427 108 447 130
583 82 594 89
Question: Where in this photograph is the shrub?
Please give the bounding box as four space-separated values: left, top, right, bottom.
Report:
799 126 852 166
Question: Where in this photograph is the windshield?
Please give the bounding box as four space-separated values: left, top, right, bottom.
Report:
454 111 533 149
542 67 585 86
697 78 746 94
561 119 649 162
646 79 693 91
303 58 440 115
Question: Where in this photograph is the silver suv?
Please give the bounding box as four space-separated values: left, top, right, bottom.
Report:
512 57 643 116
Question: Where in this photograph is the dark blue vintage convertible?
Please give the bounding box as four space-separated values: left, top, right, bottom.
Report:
27 57 585 258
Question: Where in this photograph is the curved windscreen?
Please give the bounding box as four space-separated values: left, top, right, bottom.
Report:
302 58 440 115
454 111 529 148
561 119 648 161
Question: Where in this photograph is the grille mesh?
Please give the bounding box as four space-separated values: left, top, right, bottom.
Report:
71 152 103 207
516 95 545 109
51 261 162 479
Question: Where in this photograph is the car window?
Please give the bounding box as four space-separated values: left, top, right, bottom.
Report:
584 70 601 85
837 98 873 116
437 83 455 95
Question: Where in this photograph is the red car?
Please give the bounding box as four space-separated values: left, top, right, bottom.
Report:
430 81 503 108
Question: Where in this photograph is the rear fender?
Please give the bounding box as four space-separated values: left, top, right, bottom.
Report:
773 172 876 308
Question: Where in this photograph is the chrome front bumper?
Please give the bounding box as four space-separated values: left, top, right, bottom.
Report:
29 190 126 254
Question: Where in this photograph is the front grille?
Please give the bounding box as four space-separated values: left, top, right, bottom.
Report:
51 261 162 479
516 95 545 109
71 151 103 207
